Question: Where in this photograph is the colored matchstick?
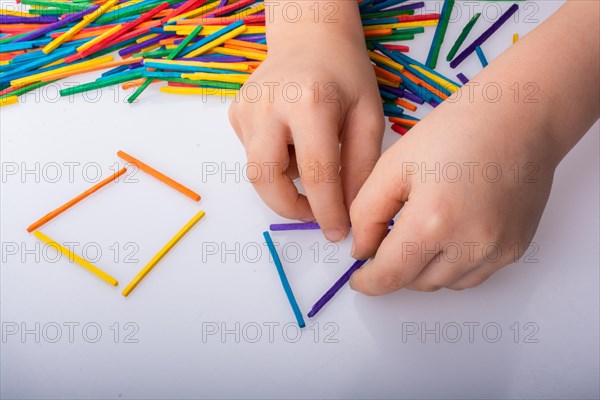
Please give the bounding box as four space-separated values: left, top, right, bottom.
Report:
127 24 204 103
450 3 519 69
42 0 117 54
263 231 305 328
117 150 201 201
456 73 469 84
475 46 488 67
0 96 18 106
33 230 118 286
269 220 395 231
425 0 454 69
446 12 480 62
307 259 368 318
122 210 205 297
26 167 127 233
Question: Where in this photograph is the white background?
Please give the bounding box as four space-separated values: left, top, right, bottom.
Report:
1 1 599 399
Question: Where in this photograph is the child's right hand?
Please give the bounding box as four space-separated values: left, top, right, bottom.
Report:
229 2 384 242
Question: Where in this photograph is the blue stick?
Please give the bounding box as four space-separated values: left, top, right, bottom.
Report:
263 231 305 328
475 46 488 67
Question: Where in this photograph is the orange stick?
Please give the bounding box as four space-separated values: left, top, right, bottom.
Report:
159 37 179 46
364 29 392 38
389 117 418 127
117 151 201 201
232 61 262 68
373 65 401 83
223 43 268 55
395 98 417 112
27 168 127 233
122 78 148 89
225 38 268 51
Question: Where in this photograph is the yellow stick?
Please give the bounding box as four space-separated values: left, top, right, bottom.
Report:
160 86 238 96
210 46 267 61
0 96 19 107
184 25 247 58
0 10 38 17
77 24 122 52
43 0 119 54
410 64 459 93
11 55 114 87
512 33 519 44
181 72 250 84
136 33 159 43
33 230 118 286
122 210 206 297
368 51 404 73
169 25 265 35
145 58 248 72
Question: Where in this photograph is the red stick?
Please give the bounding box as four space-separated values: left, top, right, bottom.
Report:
397 13 440 23
212 0 255 17
383 44 410 52
65 2 169 63
391 124 409 135
160 0 206 23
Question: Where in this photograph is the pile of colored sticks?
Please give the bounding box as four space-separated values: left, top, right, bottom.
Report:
1 0 520 134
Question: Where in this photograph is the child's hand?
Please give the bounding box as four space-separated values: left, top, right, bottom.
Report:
348 0 599 295
229 1 384 242
349 97 556 294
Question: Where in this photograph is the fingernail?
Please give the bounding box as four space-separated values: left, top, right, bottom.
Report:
300 217 315 222
351 243 357 259
324 228 345 242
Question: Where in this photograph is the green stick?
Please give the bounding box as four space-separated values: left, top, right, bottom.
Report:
425 0 455 69
446 13 481 62
127 25 204 104
59 71 143 96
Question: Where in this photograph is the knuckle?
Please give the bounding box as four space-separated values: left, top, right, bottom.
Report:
299 159 340 186
422 211 449 238
375 272 407 292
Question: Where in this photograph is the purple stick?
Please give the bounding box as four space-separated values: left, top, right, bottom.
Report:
118 34 171 57
270 222 320 231
0 15 59 24
428 98 441 107
307 259 368 318
403 90 425 105
270 220 394 231
450 3 519 69
456 72 469 84
379 84 405 98
12 5 100 43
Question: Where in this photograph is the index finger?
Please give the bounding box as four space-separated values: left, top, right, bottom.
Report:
291 113 350 242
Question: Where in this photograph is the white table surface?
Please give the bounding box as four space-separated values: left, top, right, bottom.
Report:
1 1 598 399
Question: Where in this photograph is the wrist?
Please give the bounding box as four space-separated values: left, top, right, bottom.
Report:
265 0 365 56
